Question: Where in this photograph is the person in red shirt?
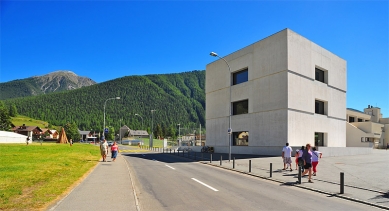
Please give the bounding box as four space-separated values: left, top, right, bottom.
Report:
111 142 119 162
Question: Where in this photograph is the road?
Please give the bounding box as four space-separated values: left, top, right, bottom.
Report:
121 150 381 211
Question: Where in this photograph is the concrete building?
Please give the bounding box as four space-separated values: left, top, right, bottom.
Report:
346 106 389 148
206 29 347 155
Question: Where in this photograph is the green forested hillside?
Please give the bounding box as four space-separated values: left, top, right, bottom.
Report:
2 71 205 134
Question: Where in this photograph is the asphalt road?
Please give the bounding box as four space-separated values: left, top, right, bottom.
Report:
123 151 381 211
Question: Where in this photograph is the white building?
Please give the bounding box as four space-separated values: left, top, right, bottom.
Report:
206 29 346 155
346 106 389 148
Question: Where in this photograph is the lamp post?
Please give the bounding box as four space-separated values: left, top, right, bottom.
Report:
210 52 232 162
150 110 156 147
103 97 120 139
135 114 144 130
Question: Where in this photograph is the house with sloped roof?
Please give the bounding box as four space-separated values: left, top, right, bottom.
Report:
11 124 43 140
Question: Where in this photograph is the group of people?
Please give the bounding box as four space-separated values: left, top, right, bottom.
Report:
100 139 119 162
282 143 323 183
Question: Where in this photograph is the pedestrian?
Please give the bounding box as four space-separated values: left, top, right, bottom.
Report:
100 139 109 162
282 143 293 171
294 149 300 170
69 139 73 146
387 143 389 150
297 146 305 172
301 143 313 183
111 141 119 162
26 136 30 145
311 147 322 176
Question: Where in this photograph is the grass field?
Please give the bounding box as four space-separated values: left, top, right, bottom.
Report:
11 115 54 129
0 143 100 210
138 138 177 147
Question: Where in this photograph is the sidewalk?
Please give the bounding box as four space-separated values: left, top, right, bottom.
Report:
47 152 139 211
181 149 389 209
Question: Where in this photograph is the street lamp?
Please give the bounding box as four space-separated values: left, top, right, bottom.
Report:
150 110 156 147
103 97 120 139
210 51 232 162
135 114 144 130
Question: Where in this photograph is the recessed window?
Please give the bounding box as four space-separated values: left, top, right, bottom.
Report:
349 117 355 123
233 100 248 115
233 131 249 146
315 132 324 146
315 68 325 83
315 100 325 115
358 118 363 122
233 68 248 85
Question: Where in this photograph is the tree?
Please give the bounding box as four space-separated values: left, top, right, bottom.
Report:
9 104 18 117
0 101 12 131
154 124 162 139
168 125 176 140
107 126 115 141
64 122 80 141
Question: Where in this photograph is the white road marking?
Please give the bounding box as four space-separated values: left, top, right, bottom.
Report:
191 178 219 192
165 164 175 170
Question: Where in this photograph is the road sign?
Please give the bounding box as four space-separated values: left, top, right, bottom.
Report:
227 128 232 135
104 128 109 133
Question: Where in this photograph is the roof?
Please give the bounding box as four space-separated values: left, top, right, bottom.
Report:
128 130 149 136
79 130 91 135
347 108 365 114
0 131 28 138
120 125 130 130
13 126 43 132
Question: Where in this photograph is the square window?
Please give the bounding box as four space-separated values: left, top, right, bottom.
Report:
315 100 325 115
315 68 325 83
233 68 248 85
358 118 363 122
349 117 355 122
233 100 248 115
233 131 249 146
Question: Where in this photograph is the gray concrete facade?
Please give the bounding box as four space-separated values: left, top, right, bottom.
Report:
206 29 346 155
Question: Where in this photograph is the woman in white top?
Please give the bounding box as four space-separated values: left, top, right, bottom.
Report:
311 147 322 176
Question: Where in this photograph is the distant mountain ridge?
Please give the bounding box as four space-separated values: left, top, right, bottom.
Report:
0 71 96 100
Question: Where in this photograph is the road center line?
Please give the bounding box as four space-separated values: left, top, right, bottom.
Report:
165 164 175 170
191 178 219 192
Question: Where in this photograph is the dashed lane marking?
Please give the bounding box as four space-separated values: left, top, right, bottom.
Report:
191 178 219 192
165 164 175 170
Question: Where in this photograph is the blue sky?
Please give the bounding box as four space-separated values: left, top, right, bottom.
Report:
1 1 388 116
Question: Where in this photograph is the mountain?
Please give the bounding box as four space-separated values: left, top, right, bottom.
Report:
2 70 205 133
0 71 96 100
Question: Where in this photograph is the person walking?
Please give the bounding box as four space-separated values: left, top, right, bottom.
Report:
100 139 109 162
69 139 73 146
282 143 293 171
301 143 313 183
311 147 322 176
297 146 305 172
111 142 119 162
26 136 30 145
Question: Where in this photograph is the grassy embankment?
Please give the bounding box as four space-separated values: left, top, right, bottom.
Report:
0 143 100 210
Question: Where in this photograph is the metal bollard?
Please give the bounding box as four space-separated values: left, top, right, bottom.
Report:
220 155 222 166
249 160 251 172
270 163 272 177
210 154 212 163
340 172 344 194
298 166 302 184
233 157 235 169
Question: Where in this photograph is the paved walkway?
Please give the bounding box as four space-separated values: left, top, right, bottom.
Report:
173 149 389 209
47 149 139 211
47 147 389 210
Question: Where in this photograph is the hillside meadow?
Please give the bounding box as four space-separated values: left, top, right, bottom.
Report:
0 143 100 210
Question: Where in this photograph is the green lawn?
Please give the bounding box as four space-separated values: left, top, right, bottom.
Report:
11 115 58 130
138 138 177 147
0 143 100 210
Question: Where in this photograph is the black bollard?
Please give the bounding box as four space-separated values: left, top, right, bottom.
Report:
233 157 235 169
174 149 175 155
249 160 251 172
220 155 222 166
270 163 272 177
210 154 212 163
170 149 171 154
340 172 344 194
298 166 302 184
